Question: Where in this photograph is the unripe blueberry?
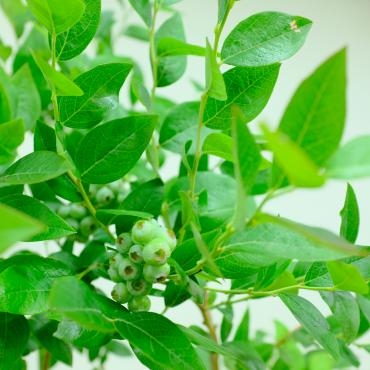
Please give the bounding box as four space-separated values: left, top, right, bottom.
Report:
96 186 115 204
116 232 133 254
69 204 86 219
163 229 177 251
107 266 122 282
57 204 70 218
79 216 97 236
109 252 124 269
143 263 171 283
127 278 151 296
128 245 143 264
66 218 79 230
118 258 141 281
111 282 131 303
142 238 171 265
131 219 161 244
128 295 151 312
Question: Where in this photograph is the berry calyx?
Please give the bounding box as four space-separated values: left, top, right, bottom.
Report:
118 258 141 280
128 244 144 263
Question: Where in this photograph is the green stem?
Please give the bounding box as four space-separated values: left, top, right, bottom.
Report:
207 284 338 309
68 171 115 240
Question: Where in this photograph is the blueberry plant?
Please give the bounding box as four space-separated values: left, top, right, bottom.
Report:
0 0 370 369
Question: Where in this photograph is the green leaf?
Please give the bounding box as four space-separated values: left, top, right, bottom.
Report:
11 64 42 130
0 40 11 61
340 184 359 243
0 119 24 164
277 49 346 167
327 261 369 294
115 314 206 370
232 111 261 193
326 136 370 179
321 291 360 343
34 120 56 151
49 276 124 332
33 53 84 96
160 101 211 154
0 255 72 314
205 39 227 101
202 133 233 162
155 13 186 87
0 203 44 254
0 313 29 369
221 12 312 66
157 38 206 57
59 63 132 128
307 351 335 370
0 194 75 240
203 64 280 130
128 0 151 27
96 209 153 224
56 0 101 60
55 320 111 349
215 218 356 278
0 151 69 185
124 24 149 42
0 0 31 37
75 115 156 184
262 125 326 188
0 82 12 124
218 0 229 23
280 294 340 359
27 0 86 34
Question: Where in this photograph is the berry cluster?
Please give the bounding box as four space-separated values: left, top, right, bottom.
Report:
108 219 177 312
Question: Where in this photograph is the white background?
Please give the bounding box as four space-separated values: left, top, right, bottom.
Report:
1 0 370 369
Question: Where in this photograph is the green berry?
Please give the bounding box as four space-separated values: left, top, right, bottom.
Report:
111 282 130 303
109 252 125 269
127 278 151 296
163 229 177 251
96 186 115 204
108 266 122 282
57 204 70 218
128 295 151 312
128 244 143 264
66 218 79 230
142 238 171 265
69 204 86 219
143 263 170 283
79 216 97 236
118 258 141 280
116 232 133 254
131 219 161 244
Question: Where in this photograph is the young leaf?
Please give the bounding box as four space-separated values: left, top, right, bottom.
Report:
202 133 233 162
56 0 101 60
160 101 211 154
262 125 326 188
0 119 24 164
277 49 346 166
157 38 206 57
0 83 11 124
205 39 227 101
280 294 340 359
33 53 84 96
75 115 157 184
0 255 72 314
27 0 86 34
0 313 29 370
321 291 360 343
203 64 280 130
0 151 69 185
115 314 206 370
155 13 186 87
58 63 132 128
0 0 31 37
340 183 359 243
0 203 45 253
326 136 370 179
327 261 369 294
128 0 151 27
0 194 75 240
221 12 312 66
11 64 42 130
